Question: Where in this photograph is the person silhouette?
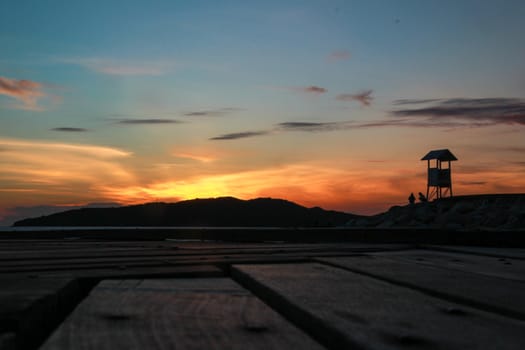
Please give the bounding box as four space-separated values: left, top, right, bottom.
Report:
408 193 415 204
418 192 428 202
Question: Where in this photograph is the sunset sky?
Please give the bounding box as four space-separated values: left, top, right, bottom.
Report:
1 0 525 224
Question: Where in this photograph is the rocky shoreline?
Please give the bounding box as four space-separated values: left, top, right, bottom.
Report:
346 194 525 230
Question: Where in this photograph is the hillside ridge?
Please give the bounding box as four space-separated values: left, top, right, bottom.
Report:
14 197 357 227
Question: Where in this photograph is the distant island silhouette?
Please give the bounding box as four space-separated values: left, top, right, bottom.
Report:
13 197 358 227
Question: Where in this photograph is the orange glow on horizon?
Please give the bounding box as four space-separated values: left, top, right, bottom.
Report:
94 161 525 215
1 138 525 217
95 164 427 214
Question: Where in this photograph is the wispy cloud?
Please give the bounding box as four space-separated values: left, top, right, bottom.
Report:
210 131 271 140
293 85 328 95
0 138 134 205
210 117 466 141
116 118 183 125
462 144 525 154
62 57 176 76
51 127 89 132
502 146 525 153
211 97 525 141
278 121 351 132
262 85 328 96
211 121 356 141
172 152 217 163
458 181 488 186
0 138 131 158
326 50 351 62
393 99 441 105
336 90 373 106
391 98 525 126
277 120 415 132
0 138 133 224
0 76 48 111
183 107 243 117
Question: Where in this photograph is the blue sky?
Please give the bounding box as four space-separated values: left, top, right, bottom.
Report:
1 0 525 223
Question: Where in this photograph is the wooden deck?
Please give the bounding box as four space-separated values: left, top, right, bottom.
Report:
1 232 524 349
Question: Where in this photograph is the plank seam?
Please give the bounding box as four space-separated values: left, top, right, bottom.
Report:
231 266 366 350
315 258 525 322
375 254 525 284
421 246 525 260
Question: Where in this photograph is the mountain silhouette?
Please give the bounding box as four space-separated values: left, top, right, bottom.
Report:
13 197 357 227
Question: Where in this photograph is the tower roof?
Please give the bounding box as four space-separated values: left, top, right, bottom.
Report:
421 149 458 161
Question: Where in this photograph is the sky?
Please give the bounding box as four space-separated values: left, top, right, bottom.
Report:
1 0 525 224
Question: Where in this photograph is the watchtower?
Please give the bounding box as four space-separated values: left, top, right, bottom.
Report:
421 149 458 201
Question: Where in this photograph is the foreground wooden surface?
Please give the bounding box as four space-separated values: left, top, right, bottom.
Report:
1 235 524 349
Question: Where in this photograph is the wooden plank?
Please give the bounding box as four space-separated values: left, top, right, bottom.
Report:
0 260 174 274
0 277 84 350
232 263 525 350
371 249 525 282
0 246 180 260
425 245 525 260
0 250 359 275
0 332 16 350
174 242 412 252
0 246 320 263
0 255 178 268
35 265 224 280
0 242 411 261
40 278 324 350
316 256 525 320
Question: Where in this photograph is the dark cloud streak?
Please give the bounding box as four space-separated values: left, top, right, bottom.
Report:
391 98 525 126
51 127 89 132
287 86 328 95
210 119 438 141
336 90 373 106
278 121 351 132
300 86 327 94
184 107 243 117
117 119 182 124
393 99 441 105
210 131 271 140
210 97 525 141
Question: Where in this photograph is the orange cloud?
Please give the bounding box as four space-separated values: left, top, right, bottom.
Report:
170 146 232 163
0 138 134 208
0 138 131 158
0 76 46 111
